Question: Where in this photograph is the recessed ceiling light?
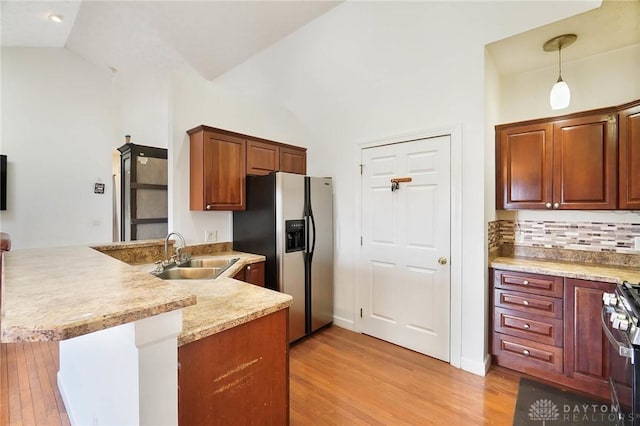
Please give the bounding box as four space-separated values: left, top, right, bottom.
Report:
49 14 64 23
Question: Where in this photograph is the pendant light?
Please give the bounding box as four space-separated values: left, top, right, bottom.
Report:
543 34 577 110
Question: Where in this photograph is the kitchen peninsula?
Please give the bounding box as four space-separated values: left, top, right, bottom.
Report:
0 242 292 425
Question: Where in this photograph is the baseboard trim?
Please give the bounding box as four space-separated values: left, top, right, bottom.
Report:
332 316 355 331
461 353 491 376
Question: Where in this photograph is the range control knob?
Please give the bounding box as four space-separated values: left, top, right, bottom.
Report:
603 293 618 306
611 312 625 323
617 319 630 332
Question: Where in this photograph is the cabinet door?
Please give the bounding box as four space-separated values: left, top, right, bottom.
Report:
496 122 553 209
233 262 265 287
619 103 640 209
279 146 306 175
553 113 617 209
190 130 246 211
564 278 618 396
244 262 265 287
247 140 279 176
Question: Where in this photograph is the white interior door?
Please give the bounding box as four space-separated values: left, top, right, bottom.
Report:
359 136 451 362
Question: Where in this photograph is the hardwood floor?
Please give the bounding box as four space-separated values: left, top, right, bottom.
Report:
290 327 520 425
1 326 521 425
0 342 70 426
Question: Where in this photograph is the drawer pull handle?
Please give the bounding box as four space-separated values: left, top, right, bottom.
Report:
523 300 529 306
523 324 530 329
522 280 529 285
523 350 530 356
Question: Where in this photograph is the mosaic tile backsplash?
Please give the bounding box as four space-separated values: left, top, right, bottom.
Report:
490 220 640 254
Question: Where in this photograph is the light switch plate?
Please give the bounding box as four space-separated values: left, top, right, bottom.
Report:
205 230 218 242
634 236 640 251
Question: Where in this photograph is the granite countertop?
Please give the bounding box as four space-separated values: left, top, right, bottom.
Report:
0 246 197 343
1 245 292 347
132 252 293 346
490 255 640 284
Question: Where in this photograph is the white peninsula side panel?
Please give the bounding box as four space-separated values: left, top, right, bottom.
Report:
57 309 183 426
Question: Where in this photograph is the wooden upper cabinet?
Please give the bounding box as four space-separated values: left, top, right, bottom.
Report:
246 141 307 176
497 122 553 209
279 146 307 175
496 108 619 210
552 113 617 210
619 101 640 209
247 140 280 176
189 126 246 211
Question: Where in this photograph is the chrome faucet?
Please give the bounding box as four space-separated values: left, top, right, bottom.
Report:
154 232 190 273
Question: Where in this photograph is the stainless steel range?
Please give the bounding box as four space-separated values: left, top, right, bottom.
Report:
603 282 640 426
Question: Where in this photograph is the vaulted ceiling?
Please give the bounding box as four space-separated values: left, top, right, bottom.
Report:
1 0 638 80
1 1 341 80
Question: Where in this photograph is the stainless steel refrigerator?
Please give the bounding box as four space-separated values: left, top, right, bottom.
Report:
233 172 334 342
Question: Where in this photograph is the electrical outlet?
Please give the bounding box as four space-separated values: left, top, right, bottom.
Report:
515 230 524 243
634 236 640 251
205 230 218 242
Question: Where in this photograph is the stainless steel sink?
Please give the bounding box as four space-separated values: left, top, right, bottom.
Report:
152 257 239 280
180 257 239 269
154 267 219 280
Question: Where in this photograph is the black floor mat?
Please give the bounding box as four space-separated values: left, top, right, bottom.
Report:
513 378 620 425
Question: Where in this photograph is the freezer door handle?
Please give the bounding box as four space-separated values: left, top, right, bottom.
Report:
309 213 317 260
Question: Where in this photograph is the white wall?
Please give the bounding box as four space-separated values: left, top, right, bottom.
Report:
0 48 116 249
500 43 640 123
497 42 640 225
169 69 312 244
214 1 601 374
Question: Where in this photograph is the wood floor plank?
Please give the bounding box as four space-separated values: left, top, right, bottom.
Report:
289 327 521 425
0 344 8 426
1 326 521 425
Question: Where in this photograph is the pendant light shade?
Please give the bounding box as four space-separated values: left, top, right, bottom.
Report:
543 34 577 111
550 78 570 110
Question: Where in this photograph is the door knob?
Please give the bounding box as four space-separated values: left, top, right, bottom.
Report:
438 257 448 265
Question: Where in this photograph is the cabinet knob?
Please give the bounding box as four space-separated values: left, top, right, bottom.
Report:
553 202 560 209
523 300 529 306
522 280 529 285
247 265 251 270
545 202 552 208
206 204 213 210
523 324 531 329
523 350 530 356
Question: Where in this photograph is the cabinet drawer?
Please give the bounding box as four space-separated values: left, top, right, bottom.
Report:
492 333 563 374
494 270 563 297
494 289 563 319
494 307 563 346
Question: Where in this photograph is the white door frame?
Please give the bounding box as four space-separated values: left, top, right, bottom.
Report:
354 124 462 368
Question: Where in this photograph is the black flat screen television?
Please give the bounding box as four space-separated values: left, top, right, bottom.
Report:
1 155 6 210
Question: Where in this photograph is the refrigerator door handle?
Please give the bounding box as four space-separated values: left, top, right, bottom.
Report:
309 213 317 262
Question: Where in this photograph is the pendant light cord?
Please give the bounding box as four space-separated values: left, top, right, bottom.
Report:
557 44 563 83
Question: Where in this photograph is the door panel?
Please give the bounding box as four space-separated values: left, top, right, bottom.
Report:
360 135 451 362
497 123 553 209
276 173 306 342
553 113 617 209
309 177 334 332
406 185 436 248
619 103 640 209
371 261 397 322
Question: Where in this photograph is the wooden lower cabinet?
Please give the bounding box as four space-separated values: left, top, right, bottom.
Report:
564 278 633 402
491 269 632 401
178 308 289 425
233 261 265 287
